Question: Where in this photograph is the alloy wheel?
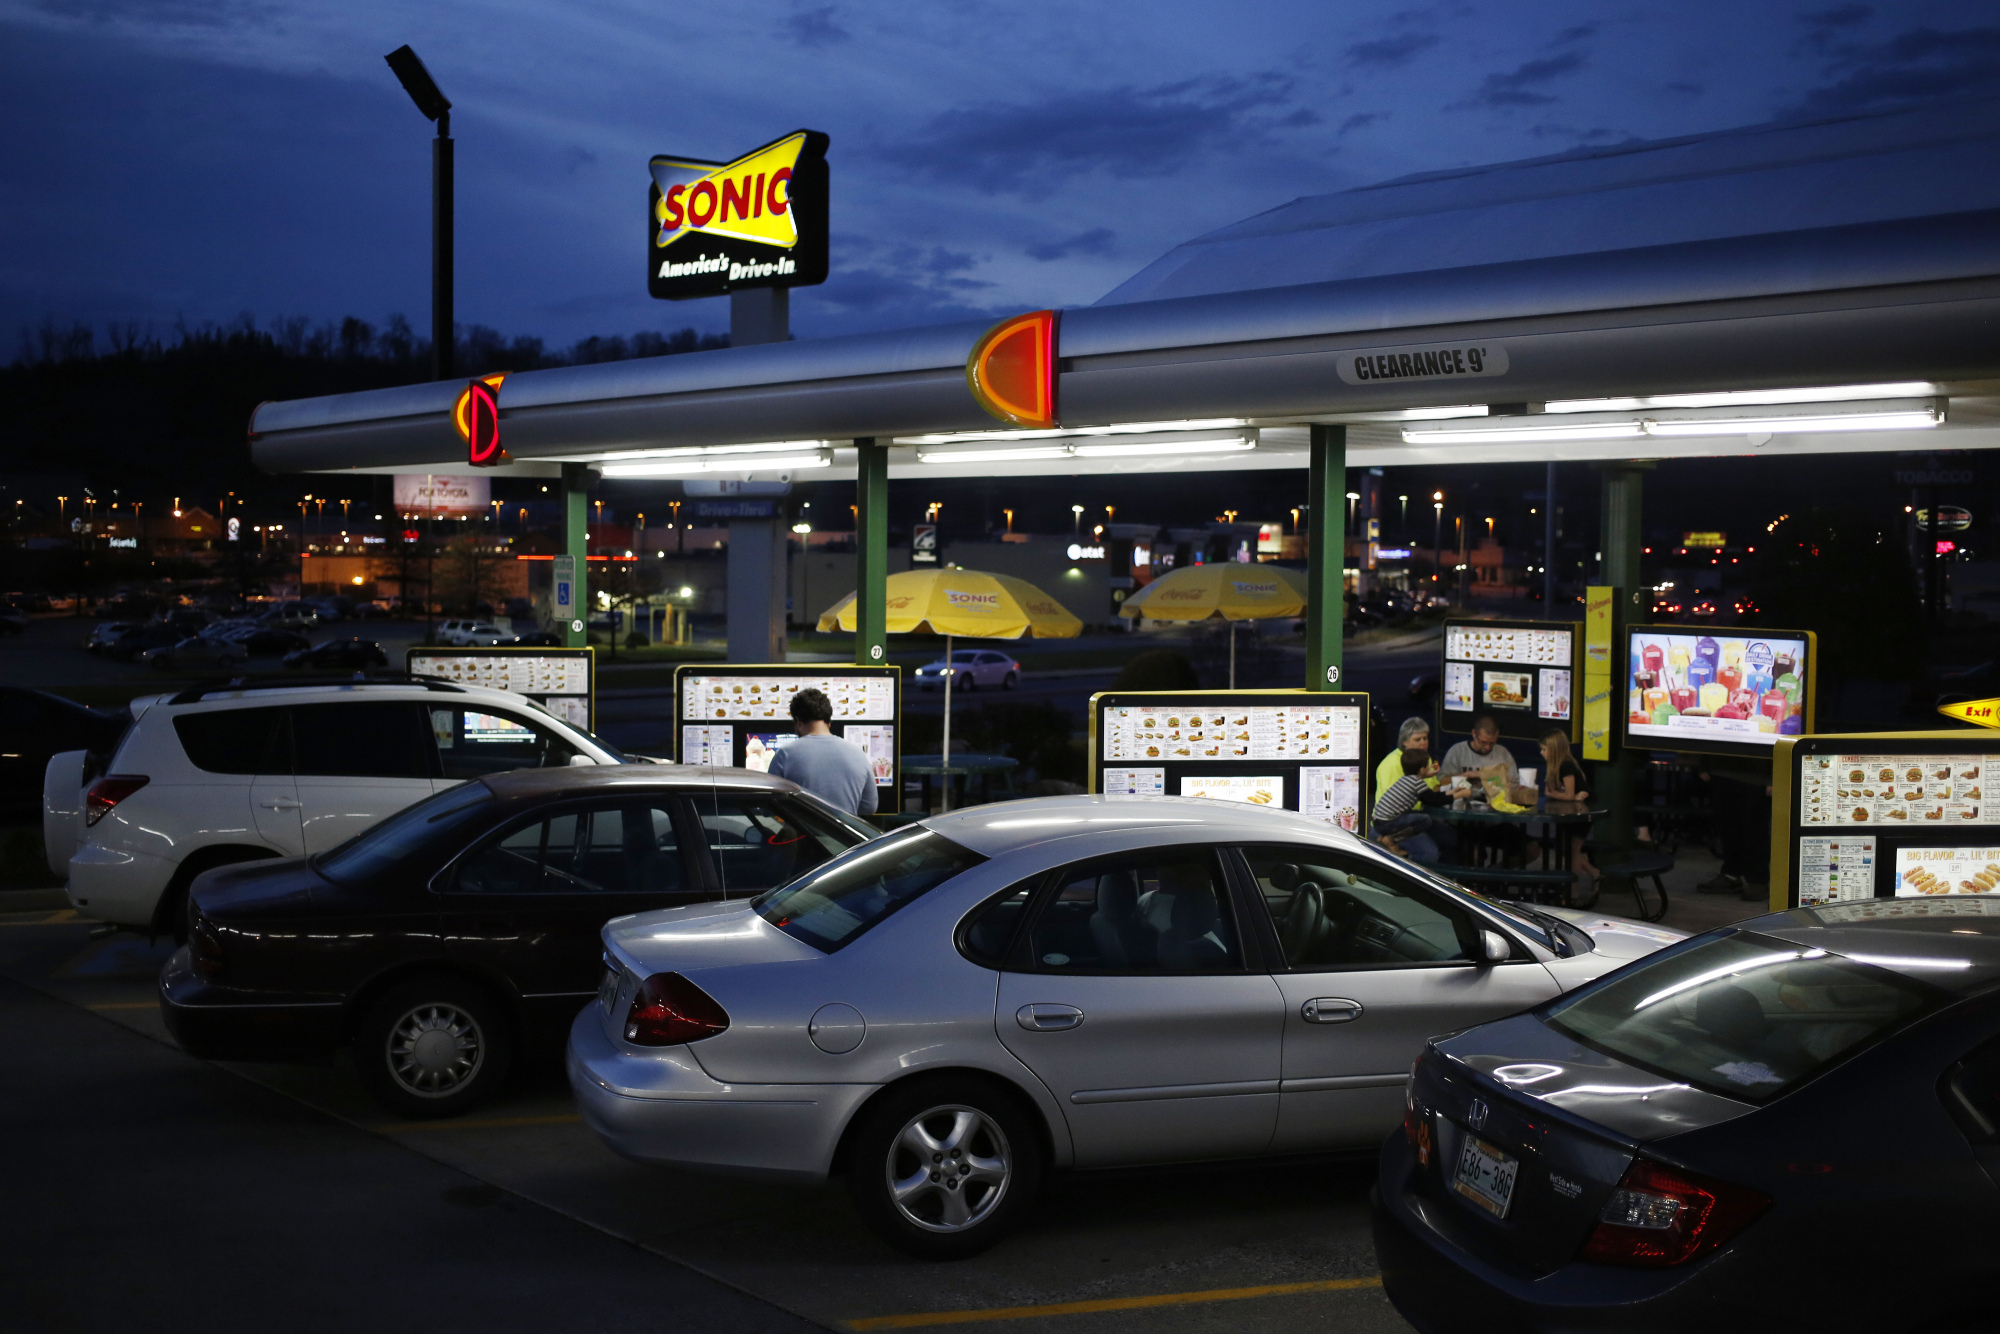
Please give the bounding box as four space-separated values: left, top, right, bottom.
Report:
385 1002 485 1098
885 1104 1012 1233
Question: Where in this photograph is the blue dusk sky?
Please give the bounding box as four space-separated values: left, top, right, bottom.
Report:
2 0 1994 352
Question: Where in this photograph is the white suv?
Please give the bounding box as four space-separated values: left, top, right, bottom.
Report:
43 678 631 936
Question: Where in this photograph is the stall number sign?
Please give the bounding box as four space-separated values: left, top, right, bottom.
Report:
913 525 938 563
648 130 829 299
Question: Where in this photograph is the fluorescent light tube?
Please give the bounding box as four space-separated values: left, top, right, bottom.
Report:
1547 382 1936 413
1072 436 1254 457
1402 421 1646 444
1643 408 1940 436
901 418 1247 445
915 446 1075 464
601 452 831 478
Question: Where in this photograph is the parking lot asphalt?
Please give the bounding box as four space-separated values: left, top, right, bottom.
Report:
0 909 1411 1334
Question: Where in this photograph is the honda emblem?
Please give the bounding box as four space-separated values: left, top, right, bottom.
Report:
1467 1098 1489 1131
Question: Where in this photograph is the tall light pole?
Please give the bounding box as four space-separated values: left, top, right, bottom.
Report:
385 45 454 380
1431 492 1444 589
1071 504 1084 536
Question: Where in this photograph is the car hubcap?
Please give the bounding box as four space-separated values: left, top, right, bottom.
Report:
885 1104 1010 1233
386 1002 483 1097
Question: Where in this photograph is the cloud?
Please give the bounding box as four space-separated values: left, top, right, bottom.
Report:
1455 50 1587 109
1664 80 1703 96
1789 24 2000 115
1550 25 1596 45
31 0 278 27
1338 111 1385 135
1345 32 1440 69
1025 227 1115 262
784 5 849 48
1803 5 1873 28
885 74 1312 192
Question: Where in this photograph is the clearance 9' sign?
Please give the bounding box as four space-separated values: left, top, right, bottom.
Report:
647 129 830 300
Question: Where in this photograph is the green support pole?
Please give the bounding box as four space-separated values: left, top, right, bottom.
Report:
1306 424 1347 692
1595 461 1650 855
854 438 888 667
562 462 591 650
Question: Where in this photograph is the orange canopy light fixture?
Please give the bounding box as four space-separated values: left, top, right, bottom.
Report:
453 372 508 467
966 309 1058 430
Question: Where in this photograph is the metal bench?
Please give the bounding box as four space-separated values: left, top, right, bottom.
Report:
1592 851 1674 922
1437 864 1579 907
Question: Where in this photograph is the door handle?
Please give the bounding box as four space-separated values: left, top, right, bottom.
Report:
1301 997 1364 1024
260 797 302 810
1016 1003 1084 1032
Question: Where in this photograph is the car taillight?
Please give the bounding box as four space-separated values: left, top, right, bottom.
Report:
1581 1158 1770 1268
190 915 225 977
85 775 149 826
1401 1053 1433 1165
624 972 729 1046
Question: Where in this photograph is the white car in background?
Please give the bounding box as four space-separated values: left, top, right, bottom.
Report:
44 678 628 937
438 620 511 647
912 649 1020 691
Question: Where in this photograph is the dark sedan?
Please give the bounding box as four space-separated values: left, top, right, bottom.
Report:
284 637 389 670
1375 900 2000 1333
159 767 874 1118
238 627 311 656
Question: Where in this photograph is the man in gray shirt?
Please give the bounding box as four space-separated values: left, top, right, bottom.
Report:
1440 715 1521 784
768 688 879 815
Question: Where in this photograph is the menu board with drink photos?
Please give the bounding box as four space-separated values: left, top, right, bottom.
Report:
672 664 902 810
1090 690 1370 834
408 647 595 730
1441 618 1581 739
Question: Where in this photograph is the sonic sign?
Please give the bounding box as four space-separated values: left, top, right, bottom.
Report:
648 130 830 300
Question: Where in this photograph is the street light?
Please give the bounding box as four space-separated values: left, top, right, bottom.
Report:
1003 508 1014 533
384 44 455 380
1432 493 1444 588
1346 491 1360 525
1071 504 1084 535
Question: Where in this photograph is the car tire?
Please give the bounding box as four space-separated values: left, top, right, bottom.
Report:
353 978 513 1119
845 1076 1043 1260
1002 672 1018 690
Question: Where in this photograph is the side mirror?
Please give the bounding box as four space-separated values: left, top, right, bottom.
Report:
567 753 597 767
1480 929 1511 964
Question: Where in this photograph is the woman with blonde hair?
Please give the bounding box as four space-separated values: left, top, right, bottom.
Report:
1539 728 1596 886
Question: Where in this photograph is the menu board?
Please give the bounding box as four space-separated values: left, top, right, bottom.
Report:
673 664 902 809
1797 753 2000 827
681 673 895 722
408 647 595 730
1091 690 1370 834
1894 846 2000 897
1441 619 1580 738
1626 626 1812 753
1101 703 1361 763
1797 836 1877 906
1444 625 1574 665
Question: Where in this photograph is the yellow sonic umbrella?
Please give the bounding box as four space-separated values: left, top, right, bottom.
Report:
1117 563 1309 687
818 569 1080 806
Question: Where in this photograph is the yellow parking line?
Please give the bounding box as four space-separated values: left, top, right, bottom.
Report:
87 1001 157 1011
0 909 79 927
844 1276 1383 1329
377 1113 583 1134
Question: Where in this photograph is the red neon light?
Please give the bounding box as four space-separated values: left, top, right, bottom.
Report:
966 310 1058 429
453 373 507 467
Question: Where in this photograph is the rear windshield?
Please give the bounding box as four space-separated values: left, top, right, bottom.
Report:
754 826 982 952
315 783 497 886
1546 931 1942 1104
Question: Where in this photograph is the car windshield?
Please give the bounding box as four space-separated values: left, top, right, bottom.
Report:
1546 930 1944 1103
518 698 628 762
314 783 497 885
753 826 983 952
1384 854 1557 953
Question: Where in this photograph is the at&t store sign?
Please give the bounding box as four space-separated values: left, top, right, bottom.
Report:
648 130 829 300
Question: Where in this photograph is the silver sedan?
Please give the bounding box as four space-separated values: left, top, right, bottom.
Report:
568 796 1682 1258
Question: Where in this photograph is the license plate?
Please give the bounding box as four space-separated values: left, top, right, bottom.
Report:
1451 1130 1519 1219
598 966 623 1015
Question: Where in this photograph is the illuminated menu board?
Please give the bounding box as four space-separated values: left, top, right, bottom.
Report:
672 664 902 809
1441 618 1580 740
1090 690 1370 834
408 647 595 730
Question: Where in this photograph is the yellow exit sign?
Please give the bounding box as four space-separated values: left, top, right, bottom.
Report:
1681 531 1727 549
1939 698 2000 728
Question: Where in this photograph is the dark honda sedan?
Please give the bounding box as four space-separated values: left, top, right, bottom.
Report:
1375 900 2000 1333
159 767 874 1118
284 637 389 670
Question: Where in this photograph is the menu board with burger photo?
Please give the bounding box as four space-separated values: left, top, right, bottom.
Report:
1441 619 1581 739
1625 626 1814 757
672 663 902 811
1090 689 1370 834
